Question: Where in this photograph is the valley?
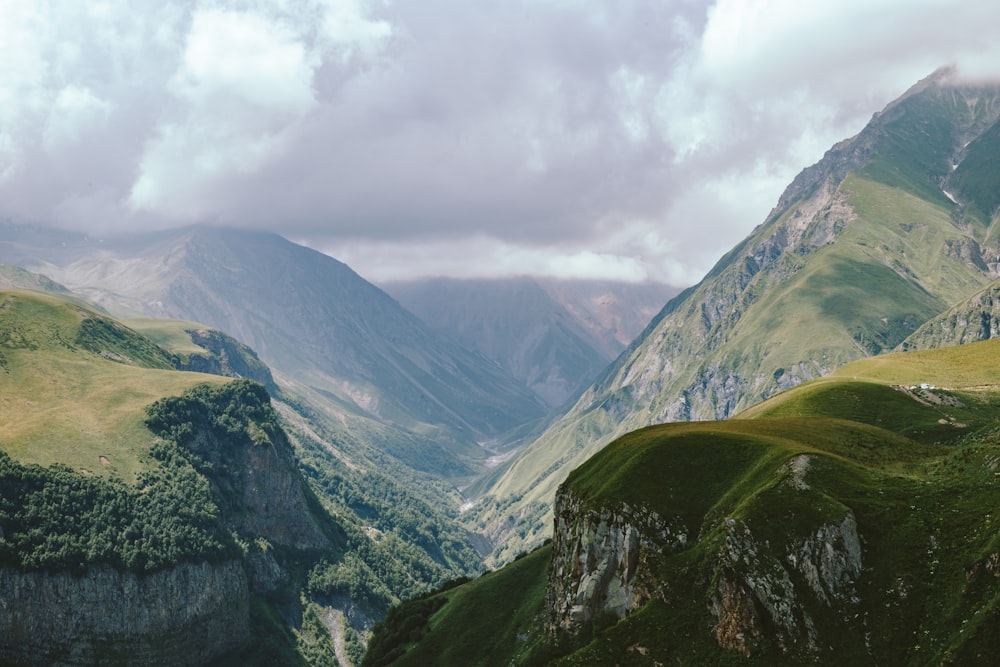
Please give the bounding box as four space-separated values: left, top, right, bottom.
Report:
4 68 1000 665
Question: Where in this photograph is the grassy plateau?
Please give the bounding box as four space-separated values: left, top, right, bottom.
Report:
0 290 224 481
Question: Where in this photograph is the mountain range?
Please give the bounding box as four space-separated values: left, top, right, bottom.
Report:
5 66 1000 665
382 277 674 409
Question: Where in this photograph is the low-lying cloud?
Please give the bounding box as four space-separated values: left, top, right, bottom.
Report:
2 0 999 285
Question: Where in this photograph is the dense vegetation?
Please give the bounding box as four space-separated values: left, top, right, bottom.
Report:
288 405 484 619
145 379 281 451
0 443 234 574
0 362 283 578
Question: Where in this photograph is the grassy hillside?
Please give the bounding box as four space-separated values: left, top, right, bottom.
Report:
0 290 224 481
384 338 1000 665
127 317 211 356
362 546 552 667
0 288 489 664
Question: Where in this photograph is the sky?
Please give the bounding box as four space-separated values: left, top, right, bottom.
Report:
2 1 1000 287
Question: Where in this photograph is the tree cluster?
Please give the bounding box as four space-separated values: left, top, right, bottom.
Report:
0 445 234 574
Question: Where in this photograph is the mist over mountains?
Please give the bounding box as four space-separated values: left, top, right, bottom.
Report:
383 277 675 408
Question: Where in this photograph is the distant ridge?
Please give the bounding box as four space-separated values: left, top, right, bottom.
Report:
1 224 547 476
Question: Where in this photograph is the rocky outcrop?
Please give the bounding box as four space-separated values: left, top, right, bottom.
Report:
179 328 276 391
710 512 862 658
0 560 249 666
546 467 865 660
901 282 1000 350
545 489 687 634
183 412 331 554
150 380 332 555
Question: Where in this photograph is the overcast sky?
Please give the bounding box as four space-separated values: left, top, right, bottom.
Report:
2 1 1000 286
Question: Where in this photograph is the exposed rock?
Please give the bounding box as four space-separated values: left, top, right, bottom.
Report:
710 513 862 659
0 560 249 666
174 384 331 553
902 282 1000 350
544 482 865 659
545 488 686 634
179 328 276 391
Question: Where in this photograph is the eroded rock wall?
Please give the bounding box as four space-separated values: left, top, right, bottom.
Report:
545 489 687 634
0 560 249 666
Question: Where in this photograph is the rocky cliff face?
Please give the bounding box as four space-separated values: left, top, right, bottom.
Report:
545 490 687 634
149 380 332 556
545 465 866 660
711 512 863 658
0 560 249 666
901 281 1000 350
184 421 331 554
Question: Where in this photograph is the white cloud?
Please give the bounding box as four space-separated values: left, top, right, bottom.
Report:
318 0 393 62
129 7 319 217
327 235 651 283
43 85 111 150
171 8 316 114
3 0 1000 286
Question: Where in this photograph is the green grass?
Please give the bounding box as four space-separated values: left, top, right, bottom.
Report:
0 290 225 481
739 379 999 446
127 317 213 357
833 337 1000 388
368 545 552 667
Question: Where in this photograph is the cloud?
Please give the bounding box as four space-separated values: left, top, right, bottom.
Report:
324 234 652 284
2 1 1000 284
128 7 319 218
43 85 112 151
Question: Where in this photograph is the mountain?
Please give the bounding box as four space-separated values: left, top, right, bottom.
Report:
1 225 546 478
0 263 72 294
117 314 491 655
369 338 1000 665
469 68 1000 564
382 277 676 408
0 289 341 664
0 287 503 665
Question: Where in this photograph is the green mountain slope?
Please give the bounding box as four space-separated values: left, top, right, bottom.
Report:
468 69 1000 565
376 339 1000 665
0 290 224 479
116 312 487 648
0 290 349 664
0 290 488 665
